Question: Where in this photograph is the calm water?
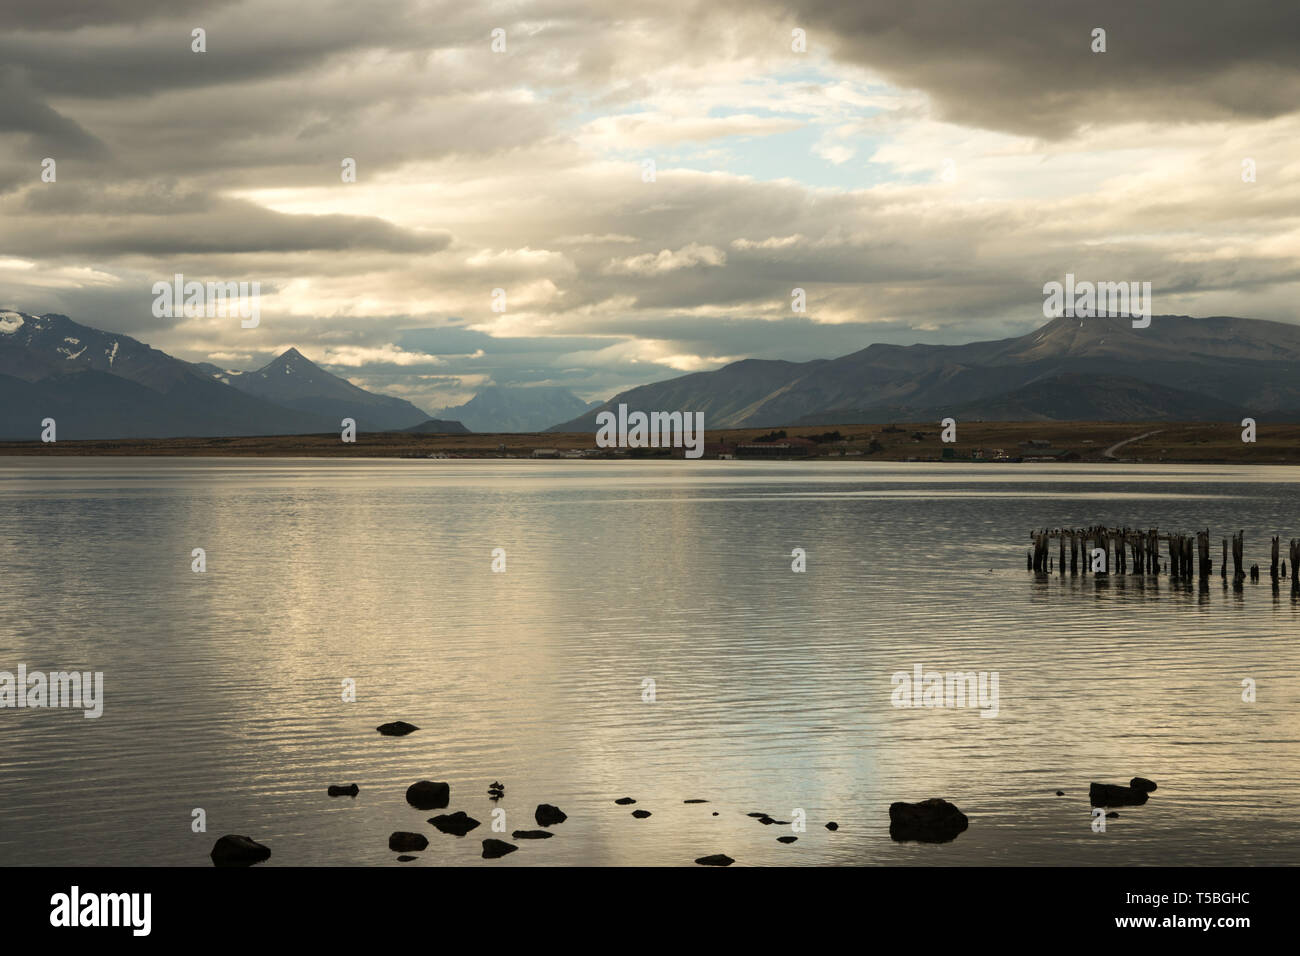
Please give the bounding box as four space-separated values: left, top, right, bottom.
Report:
1 458 1298 866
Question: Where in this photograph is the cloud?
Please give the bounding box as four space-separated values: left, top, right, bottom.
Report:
603 243 727 276
1 0 1299 415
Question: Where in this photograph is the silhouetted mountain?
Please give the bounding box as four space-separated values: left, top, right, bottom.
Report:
196 347 430 431
0 310 428 439
433 385 599 433
0 310 333 439
551 315 1300 429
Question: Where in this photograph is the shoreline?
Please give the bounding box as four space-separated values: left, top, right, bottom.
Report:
1 421 1298 463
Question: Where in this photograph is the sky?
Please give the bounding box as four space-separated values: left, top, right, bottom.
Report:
1 0 1298 414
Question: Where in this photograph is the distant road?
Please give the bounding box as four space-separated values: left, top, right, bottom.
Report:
1103 429 1163 459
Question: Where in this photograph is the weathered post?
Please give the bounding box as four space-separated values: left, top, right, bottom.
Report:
1059 534 1065 576
1198 530 1210 579
1070 531 1078 575
1271 536 1279 581
1222 538 1228 578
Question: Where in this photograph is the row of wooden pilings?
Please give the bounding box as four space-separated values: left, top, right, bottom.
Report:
1028 528 1300 584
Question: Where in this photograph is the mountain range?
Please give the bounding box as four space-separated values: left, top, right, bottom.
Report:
551 314 1300 430
433 385 600 433
0 310 459 440
7 309 1300 441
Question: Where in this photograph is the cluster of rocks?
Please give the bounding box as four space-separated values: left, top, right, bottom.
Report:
612 796 841 866
207 714 1160 866
392 781 568 860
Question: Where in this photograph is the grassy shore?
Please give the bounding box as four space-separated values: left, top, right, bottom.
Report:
2 421 1299 463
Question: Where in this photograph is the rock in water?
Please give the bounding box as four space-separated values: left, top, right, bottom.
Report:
614 797 637 805
389 832 428 852
210 834 271 867
511 830 554 840
1089 783 1149 807
1056 791 1065 796
535 804 567 826
1130 777 1158 793
631 810 652 819
376 721 418 736
888 798 969 844
684 799 709 804
482 839 518 859
327 784 359 797
695 854 734 866
405 780 451 810
429 811 481 836
1106 812 1120 819
825 822 839 831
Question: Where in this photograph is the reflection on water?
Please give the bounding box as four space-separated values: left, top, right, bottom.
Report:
0 459 1297 866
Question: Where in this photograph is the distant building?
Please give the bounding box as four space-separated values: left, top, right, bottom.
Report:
736 437 816 458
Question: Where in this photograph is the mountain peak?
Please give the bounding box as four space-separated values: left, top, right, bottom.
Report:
260 347 320 376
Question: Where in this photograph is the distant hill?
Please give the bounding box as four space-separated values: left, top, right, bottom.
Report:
193 347 429 431
551 314 1300 429
403 418 471 434
434 385 600 432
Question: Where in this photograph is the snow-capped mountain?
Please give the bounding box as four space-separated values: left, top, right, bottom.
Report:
0 310 447 439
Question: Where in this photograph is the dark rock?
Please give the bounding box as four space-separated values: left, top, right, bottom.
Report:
1106 812 1120 819
695 854 734 866
756 815 776 825
777 836 798 844
210 834 271 867
376 721 418 736
388 831 428 852
511 830 554 840
888 798 969 844
1089 783 1149 807
825 822 838 831
1056 790 1065 796
712 812 719 816
396 855 416 862
614 797 637 805
482 839 518 859
746 812 768 818
1130 777 1158 793
631 810 652 819
535 804 567 826
684 799 709 804
405 780 450 810
428 811 481 836
327 784 359 797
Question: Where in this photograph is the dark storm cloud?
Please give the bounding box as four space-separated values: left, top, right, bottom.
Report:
0 0 233 31
0 69 110 159
7 188 450 256
761 0 1300 137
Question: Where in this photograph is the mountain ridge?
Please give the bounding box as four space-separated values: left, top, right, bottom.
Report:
550 314 1300 430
